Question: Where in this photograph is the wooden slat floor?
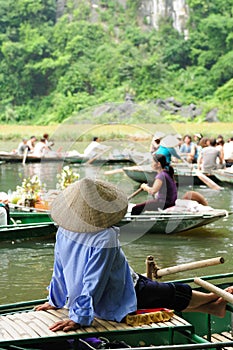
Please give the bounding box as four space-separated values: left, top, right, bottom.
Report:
0 308 191 343
204 332 233 350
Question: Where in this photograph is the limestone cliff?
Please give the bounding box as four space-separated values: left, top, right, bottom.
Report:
56 0 189 35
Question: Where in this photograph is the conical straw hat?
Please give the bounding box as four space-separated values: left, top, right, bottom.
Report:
51 177 128 233
160 135 180 148
153 132 165 140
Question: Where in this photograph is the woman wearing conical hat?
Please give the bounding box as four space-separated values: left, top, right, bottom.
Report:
36 178 232 331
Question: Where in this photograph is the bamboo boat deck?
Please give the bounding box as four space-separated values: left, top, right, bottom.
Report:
1 301 233 349
204 332 233 348
0 307 192 347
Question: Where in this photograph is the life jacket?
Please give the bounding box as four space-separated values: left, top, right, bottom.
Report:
0 203 10 225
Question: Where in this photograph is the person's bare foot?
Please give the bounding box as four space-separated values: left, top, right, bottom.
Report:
225 286 233 294
207 298 227 318
34 302 57 311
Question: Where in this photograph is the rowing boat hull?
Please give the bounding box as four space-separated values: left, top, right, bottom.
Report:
9 209 228 236
212 169 233 186
119 210 227 234
0 212 56 241
0 152 65 163
123 165 219 187
0 273 233 349
0 223 56 241
64 155 134 164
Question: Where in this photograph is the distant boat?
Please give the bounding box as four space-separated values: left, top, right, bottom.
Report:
9 205 229 236
211 169 233 186
64 153 134 165
0 150 135 165
0 211 56 242
123 165 220 187
119 209 228 234
0 151 65 163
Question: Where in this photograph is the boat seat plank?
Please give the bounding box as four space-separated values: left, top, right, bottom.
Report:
0 326 15 341
46 308 69 319
5 315 39 338
108 320 138 330
0 308 193 346
34 310 62 323
14 312 56 337
0 317 26 339
94 318 120 331
171 314 190 326
222 332 233 340
204 332 233 349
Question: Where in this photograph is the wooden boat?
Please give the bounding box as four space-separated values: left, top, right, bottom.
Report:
0 273 233 349
0 151 134 165
123 165 220 187
211 169 233 186
9 206 229 236
0 211 56 242
64 153 134 164
0 151 65 163
119 209 228 234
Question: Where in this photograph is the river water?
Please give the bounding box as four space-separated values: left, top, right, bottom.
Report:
0 160 232 304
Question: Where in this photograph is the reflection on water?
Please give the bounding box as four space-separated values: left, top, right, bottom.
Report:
0 162 232 304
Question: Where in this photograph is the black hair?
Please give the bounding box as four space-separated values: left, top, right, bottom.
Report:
93 137 98 141
152 153 175 179
209 138 217 147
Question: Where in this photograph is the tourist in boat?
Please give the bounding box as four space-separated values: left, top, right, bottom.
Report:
224 137 233 167
16 138 29 155
35 178 231 332
131 153 177 215
149 131 165 153
216 137 225 165
43 133 54 150
26 135 37 153
0 192 10 225
154 134 181 164
32 138 49 157
197 138 224 173
193 133 203 160
83 136 109 158
179 134 198 163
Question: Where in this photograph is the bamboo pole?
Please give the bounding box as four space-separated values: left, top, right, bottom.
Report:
104 168 124 175
195 170 223 191
194 277 233 304
86 147 111 165
128 187 143 200
146 255 156 280
22 148 28 165
155 257 224 278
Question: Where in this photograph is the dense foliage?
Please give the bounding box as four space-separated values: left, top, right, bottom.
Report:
0 0 232 124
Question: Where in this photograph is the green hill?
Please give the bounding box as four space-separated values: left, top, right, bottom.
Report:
0 0 232 124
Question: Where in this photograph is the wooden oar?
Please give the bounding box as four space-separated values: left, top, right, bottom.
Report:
104 168 124 175
86 146 111 165
22 148 28 165
194 277 233 304
179 156 222 190
195 170 223 191
128 187 143 200
145 256 225 279
156 257 224 278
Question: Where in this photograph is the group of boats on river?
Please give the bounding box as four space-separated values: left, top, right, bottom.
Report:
1 134 233 349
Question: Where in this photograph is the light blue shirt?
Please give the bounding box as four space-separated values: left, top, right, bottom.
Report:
48 226 137 326
155 145 181 164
